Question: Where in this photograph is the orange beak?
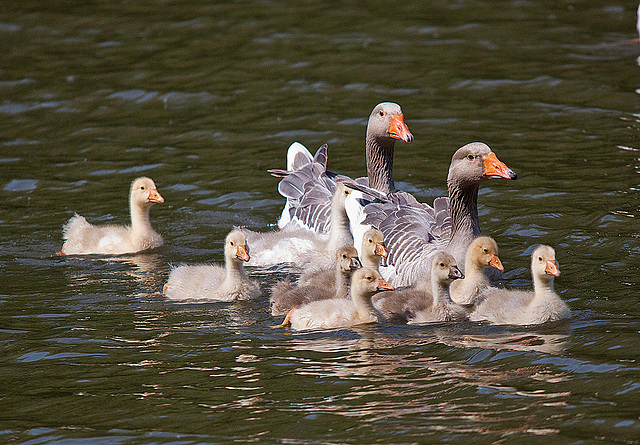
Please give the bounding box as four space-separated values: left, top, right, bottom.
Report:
236 244 250 262
148 188 164 204
388 114 414 143
488 254 504 272
545 260 560 276
376 277 394 291
483 153 517 180
375 242 389 259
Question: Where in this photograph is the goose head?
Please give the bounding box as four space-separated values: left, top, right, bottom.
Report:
130 177 164 208
351 267 394 298
225 229 250 263
336 245 362 272
431 252 465 285
332 182 352 207
467 236 504 272
447 142 517 186
531 244 560 282
368 102 414 144
361 228 388 263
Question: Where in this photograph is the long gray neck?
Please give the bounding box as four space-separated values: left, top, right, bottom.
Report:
366 135 396 194
447 181 481 253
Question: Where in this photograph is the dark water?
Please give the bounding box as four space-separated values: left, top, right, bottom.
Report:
1 1 639 443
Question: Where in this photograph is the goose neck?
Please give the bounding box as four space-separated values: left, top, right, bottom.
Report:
366 135 396 194
447 181 481 244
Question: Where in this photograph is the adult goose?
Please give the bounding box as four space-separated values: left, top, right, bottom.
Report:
269 245 362 316
269 102 413 234
470 245 571 325
351 142 516 286
164 229 260 301
276 268 394 331
61 177 164 255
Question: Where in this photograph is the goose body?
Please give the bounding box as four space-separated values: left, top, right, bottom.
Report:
269 245 361 316
164 230 260 301
470 245 571 325
285 268 393 331
61 177 164 255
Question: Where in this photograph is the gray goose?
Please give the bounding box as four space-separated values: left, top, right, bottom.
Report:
269 102 413 234
351 142 516 286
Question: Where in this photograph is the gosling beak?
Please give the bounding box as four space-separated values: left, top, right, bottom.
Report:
449 265 464 280
388 114 414 143
488 254 504 272
376 278 394 291
483 152 517 180
374 242 389 259
545 259 560 276
236 244 250 262
148 188 165 204
350 257 363 270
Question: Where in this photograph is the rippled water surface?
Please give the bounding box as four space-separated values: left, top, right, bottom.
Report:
1 1 639 443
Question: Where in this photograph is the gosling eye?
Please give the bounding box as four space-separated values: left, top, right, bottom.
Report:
466 154 475 161
230 241 235 246
140 186 145 190
483 248 488 253
368 239 373 243
538 256 543 262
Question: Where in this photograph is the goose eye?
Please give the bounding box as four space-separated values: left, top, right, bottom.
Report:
342 254 347 259
466 154 474 161
378 110 384 117
344 189 350 195
439 262 445 268
483 248 488 253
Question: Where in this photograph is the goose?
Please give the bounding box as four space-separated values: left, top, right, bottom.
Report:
353 142 516 286
297 227 387 287
409 252 467 324
470 245 571 325
373 252 465 323
269 102 413 233
61 177 164 255
276 268 394 331
449 236 503 307
269 245 362 316
244 182 354 269
163 229 260 301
